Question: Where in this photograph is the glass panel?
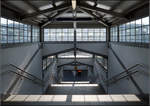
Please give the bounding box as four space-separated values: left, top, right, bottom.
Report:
126 22 130 29
20 37 23 42
20 23 24 29
142 17 149 25
136 19 142 27
136 27 141 35
142 26 149 34
14 35 19 43
8 35 13 43
1 18 7 26
131 28 135 35
8 19 13 27
14 21 19 28
1 26 7 35
1 35 7 43
14 29 19 35
8 28 13 35
130 21 135 28
20 30 24 36
24 30 28 36
44 28 106 41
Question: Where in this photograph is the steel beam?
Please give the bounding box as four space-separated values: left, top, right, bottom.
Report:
1 1 25 15
111 1 123 11
40 17 95 22
57 61 93 68
22 0 50 22
79 7 109 26
76 48 108 59
42 47 108 59
42 48 74 59
21 3 69 20
78 3 127 19
124 0 149 15
41 7 71 27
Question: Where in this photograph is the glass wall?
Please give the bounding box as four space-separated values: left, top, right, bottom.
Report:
32 26 40 42
44 29 74 41
44 28 106 41
111 16 149 43
0 17 40 44
110 26 118 42
76 28 106 41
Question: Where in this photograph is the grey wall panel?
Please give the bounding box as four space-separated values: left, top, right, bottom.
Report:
0 49 2 95
43 43 73 56
1 44 43 94
43 42 108 57
93 60 107 91
108 43 149 94
77 42 108 56
43 60 57 91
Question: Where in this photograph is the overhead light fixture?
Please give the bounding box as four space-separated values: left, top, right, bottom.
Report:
72 0 76 10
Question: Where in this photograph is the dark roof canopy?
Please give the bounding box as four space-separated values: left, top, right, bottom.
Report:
1 0 149 27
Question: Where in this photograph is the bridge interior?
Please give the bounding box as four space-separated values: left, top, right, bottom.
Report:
0 0 149 106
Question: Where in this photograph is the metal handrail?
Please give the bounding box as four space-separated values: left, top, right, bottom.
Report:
110 71 139 84
108 64 144 81
9 64 43 83
8 70 43 86
43 60 55 71
96 59 108 72
105 64 144 84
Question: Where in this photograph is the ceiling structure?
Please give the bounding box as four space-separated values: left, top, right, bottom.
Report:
2 0 149 27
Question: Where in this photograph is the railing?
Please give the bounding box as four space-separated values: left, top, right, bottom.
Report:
109 46 143 94
96 59 108 73
105 64 145 85
9 64 43 86
4 45 43 94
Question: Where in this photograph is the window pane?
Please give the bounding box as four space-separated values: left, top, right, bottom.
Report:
1 18 7 26
8 35 13 43
1 35 7 43
14 29 19 35
1 26 7 35
20 23 24 29
136 19 142 27
24 30 28 36
20 30 24 36
142 17 149 25
8 28 13 35
14 35 19 43
8 19 13 27
142 26 149 34
14 21 19 28
131 21 135 28
126 22 131 29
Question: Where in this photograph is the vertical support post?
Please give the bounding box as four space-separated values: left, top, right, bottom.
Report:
31 25 33 43
73 11 77 62
117 26 119 42
40 27 44 49
40 27 44 43
106 59 109 93
42 58 44 93
106 26 110 93
106 26 111 48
